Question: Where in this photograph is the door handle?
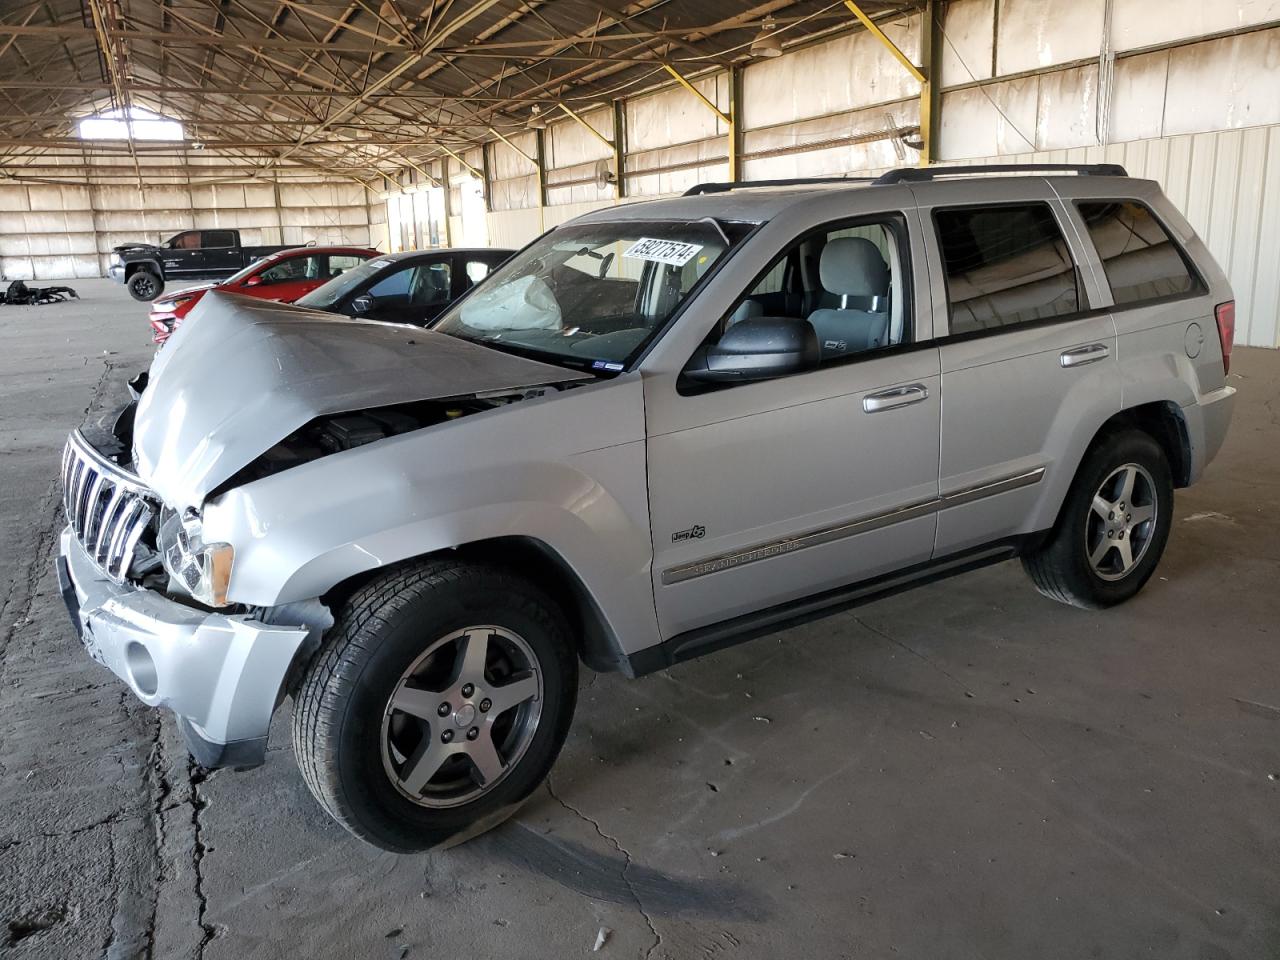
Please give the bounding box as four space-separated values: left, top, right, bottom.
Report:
1060 343 1110 367
863 384 929 413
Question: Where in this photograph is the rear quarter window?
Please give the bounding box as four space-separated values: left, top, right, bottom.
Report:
1075 200 1203 307
934 203 1081 336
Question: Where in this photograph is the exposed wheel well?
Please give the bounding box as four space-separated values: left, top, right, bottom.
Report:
1091 401 1192 488
320 538 627 676
125 262 158 279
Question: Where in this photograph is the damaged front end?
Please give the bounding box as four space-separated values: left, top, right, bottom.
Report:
58 408 330 770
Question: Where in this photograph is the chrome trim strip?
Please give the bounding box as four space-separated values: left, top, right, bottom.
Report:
661 467 1046 586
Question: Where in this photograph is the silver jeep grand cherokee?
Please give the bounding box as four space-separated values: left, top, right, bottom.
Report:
58 165 1236 851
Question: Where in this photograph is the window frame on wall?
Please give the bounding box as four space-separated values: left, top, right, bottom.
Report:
930 200 1092 342
1073 199 1207 312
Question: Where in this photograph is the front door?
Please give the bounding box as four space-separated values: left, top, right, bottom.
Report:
645 211 941 638
915 183 1121 557
355 259 453 325
201 230 241 276
162 231 204 277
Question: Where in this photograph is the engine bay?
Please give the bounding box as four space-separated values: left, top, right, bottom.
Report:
218 391 537 491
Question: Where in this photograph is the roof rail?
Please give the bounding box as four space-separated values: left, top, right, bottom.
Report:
873 163 1128 184
682 176 873 196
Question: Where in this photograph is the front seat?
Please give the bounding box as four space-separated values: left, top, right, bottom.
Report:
806 237 891 362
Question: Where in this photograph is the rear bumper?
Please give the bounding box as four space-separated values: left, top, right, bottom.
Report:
58 527 312 769
1183 385 1236 484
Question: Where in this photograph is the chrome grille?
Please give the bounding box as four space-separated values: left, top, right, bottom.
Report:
61 429 159 583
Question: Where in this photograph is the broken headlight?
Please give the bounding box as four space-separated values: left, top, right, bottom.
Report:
158 507 234 607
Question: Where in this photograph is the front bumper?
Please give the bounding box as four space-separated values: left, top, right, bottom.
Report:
108 264 124 283
58 527 311 768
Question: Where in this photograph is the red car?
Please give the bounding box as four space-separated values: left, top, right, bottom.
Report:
149 245 378 344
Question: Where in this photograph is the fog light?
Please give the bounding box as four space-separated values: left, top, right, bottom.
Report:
125 641 158 696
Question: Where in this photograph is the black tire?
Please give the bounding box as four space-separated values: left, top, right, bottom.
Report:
292 559 577 852
1022 429 1174 609
126 270 163 302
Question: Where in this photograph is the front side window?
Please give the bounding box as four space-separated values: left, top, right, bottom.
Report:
169 231 200 250
701 217 909 370
1076 200 1201 307
935 203 1080 335
406 263 452 306
433 220 750 370
296 256 393 309
259 255 319 283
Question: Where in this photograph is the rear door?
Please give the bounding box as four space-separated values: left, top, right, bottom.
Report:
916 179 1121 557
644 203 942 638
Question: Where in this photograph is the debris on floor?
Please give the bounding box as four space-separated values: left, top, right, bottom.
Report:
2 279 80 305
592 926 612 951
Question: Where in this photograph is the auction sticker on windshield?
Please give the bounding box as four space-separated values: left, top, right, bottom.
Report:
623 238 703 267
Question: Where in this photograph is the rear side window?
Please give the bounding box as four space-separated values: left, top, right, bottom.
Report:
1076 201 1201 307
935 203 1080 336
327 254 366 276
203 230 236 248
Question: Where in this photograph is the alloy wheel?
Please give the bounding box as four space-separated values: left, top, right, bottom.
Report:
380 626 543 809
1085 462 1158 582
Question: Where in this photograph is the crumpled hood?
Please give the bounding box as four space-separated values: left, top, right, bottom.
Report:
113 242 159 254
133 292 592 510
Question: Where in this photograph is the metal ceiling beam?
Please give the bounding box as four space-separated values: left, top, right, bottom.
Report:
272 0 506 165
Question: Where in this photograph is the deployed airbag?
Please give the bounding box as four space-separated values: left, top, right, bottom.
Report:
460 275 562 331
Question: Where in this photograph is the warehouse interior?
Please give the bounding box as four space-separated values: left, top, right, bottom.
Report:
2 1 1279 958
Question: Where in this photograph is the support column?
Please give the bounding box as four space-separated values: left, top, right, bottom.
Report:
728 65 744 182
612 99 627 199
921 0 942 166
480 144 493 214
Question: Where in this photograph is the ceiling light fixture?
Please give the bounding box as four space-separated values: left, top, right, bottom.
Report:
750 17 784 58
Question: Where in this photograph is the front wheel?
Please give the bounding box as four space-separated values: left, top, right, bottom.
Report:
292 560 577 852
126 270 163 301
1022 429 1174 609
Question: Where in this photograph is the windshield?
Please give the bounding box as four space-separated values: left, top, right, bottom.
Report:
296 256 394 309
432 219 751 370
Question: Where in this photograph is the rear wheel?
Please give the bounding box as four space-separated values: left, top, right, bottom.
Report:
126 271 163 302
292 560 577 852
1022 430 1174 609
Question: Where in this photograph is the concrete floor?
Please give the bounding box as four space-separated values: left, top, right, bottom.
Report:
2 278 1279 960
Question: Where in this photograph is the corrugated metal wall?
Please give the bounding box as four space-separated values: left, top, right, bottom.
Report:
0 178 376 281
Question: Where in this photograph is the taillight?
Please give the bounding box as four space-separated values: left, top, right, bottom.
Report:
1214 301 1235 375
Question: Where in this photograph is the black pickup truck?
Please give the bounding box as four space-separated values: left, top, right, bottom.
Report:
108 229 295 301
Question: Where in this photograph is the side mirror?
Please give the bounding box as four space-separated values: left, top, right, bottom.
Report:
243 275 263 287
351 294 375 314
684 316 819 385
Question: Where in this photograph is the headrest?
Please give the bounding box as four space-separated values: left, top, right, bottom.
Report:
819 237 890 298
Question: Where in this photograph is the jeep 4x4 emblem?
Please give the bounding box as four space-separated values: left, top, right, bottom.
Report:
672 525 705 543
